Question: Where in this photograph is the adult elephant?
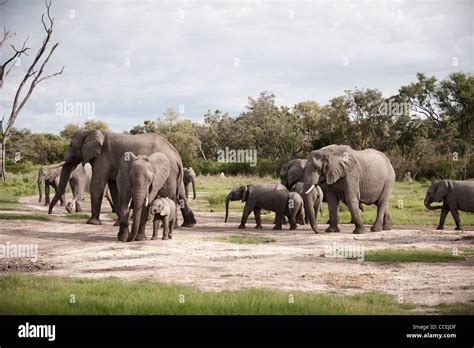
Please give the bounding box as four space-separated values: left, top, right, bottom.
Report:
424 179 474 230
280 159 306 190
183 167 196 200
303 144 395 234
48 130 196 229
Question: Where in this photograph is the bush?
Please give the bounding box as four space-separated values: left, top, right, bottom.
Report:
191 158 277 177
5 160 38 174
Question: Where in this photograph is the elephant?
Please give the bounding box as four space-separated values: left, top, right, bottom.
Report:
225 184 295 230
149 197 177 240
48 130 196 236
280 159 306 190
303 144 395 234
287 192 304 226
116 151 171 242
424 180 474 230
37 164 65 206
183 167 196 200
280 159 363 225
291 182 323 223
65 164 92 213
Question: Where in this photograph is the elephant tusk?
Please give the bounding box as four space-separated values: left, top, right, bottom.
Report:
305 185 315 195
145 197 149 207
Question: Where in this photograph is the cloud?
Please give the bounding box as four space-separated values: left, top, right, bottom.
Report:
1 0 471 133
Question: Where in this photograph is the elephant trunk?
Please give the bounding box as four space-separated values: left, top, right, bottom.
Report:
128 190 147 242
424 198 442 210
48 163 77 214
37 175 43 203
225 194 232 222
303 173 320 233
191 177 196 200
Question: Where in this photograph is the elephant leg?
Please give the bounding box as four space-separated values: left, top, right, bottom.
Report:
239 203 253 229
162 216 170 240
326 191 340 233
273 212 284 230
347 198 365 234
288 212 297 230
135 208 149 241
108 181 120 218
437 205 449 230
117 198 131 242
178 184 196 227
75 202 82 212
152 216 160 240
382 210 392 230
44 183 50 206
254 208 262 229
87 171 108 225
449 206 462 230
169 219 174 239
371 201 388 232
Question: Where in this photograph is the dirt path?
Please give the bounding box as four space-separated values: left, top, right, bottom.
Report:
0 196 473 307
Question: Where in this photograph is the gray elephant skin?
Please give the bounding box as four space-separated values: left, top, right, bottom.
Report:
116 152 171 242
48 130 196 230
65 164 92 213
149 197 177 240
291 182 323 223
303 144 395 234
287 192 304 226
424 179 474 230
183 167 196 200
225 184 297 230
37 164 65 206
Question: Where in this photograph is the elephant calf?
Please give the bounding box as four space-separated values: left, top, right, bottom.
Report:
225 184 297 230
149 197 177 240
424 180 474 230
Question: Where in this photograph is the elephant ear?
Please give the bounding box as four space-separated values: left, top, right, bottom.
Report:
48 169 59 182
188 167 196 177
287 162 305 188
147 153 171 203
81 130 105 165
160 199 171 216
117 152 137 198
326 152 357 185
241 185 249 202
434 180 450 201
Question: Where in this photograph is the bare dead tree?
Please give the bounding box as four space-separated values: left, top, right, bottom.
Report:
0 0 64 181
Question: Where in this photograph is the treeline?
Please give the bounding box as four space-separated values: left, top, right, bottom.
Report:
7 72 474 179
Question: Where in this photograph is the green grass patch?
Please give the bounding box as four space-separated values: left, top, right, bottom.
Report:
64 213 91 220
206 193 228 207
434 302 474 315
0 212 51 221
219 234 276 244
0 273 418 315
351 249 465 263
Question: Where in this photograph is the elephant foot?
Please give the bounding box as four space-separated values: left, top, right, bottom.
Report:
255 225 262 229
87 217 102 225
135 234 147 241
289 224 297 230
181 222 195 228
117 230 129 242
436 225 445 230
273 225 282 230
162 236 169 240
238 224 246 229
113 220 121 227
353 226 366 234
76 206 82 213
455 226 463 231
370 225 383 232
382 223 392 231
325 226 340 233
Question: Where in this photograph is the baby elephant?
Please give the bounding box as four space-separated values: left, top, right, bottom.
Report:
149 197 177 240
225 184 296 230
424 179 474 230
286 192 305 227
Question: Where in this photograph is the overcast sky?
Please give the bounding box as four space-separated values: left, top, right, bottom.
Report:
1 0 472 134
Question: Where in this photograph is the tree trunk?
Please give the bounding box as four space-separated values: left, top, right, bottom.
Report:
0 139 6 182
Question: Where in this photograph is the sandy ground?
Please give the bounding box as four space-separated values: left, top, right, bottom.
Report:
0 195 473 307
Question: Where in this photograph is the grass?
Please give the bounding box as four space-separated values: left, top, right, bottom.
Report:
0 273 420 315
190 176 474 227
219 234 276 244
0 212 52 221
349 249 466 263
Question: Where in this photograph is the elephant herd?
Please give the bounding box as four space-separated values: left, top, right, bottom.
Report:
39 133 473 241
226 144 474 234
